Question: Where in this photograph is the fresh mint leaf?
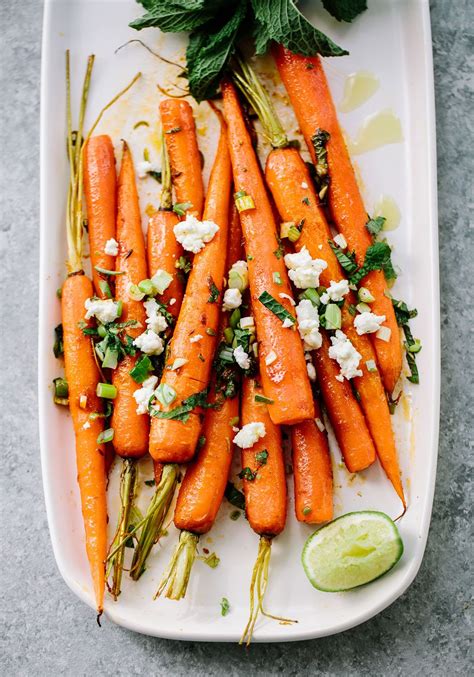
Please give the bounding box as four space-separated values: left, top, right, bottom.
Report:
253 18 271 55
238 466 257 481
251 0 347 57
131 0 218 32
366 215 386 238
329 241 358 275
349 241 396 286
150 387 210 422
391 297 418 327
129 355 154 384
258 291 296 324
321 0 367 23
220 597 230 616
225 481 246 510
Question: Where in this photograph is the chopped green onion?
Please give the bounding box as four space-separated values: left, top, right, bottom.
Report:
406 338 422 354
229 308 241 329
173 201 193 216
223 327 234 344
198 435 206 448
97 428 114 444
234 190 246 199
229 416 239 427
206 327 216 336
96 382 117 399
53 377 69 401
128 283 145 301
129 354 153 383
324 303 341 330
302 507 312 516
234 192 255 213
151 269 173 294
255 394 274 405
280 222 295 239
365 359 378 373
115 300 123 319
239 316 255 330
273 271 282 285
228 268 247 291
156 383 176 407
99 279 112 298
138 279 156 296
356 302 372 314
348 303 357 316
288 225 301 242
102 347 119 370
358 287 375 303
299 288 320 306
97 324 107 338
56 287 62 299
94 266 125 276
219 346 235 363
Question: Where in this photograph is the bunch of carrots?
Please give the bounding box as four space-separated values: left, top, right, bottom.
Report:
55 46 418 642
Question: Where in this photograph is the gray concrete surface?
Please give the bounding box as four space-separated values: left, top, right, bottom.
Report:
1 0 472 674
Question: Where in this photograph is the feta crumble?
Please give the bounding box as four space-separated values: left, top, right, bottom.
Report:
133 330 165 356
328 330 363 381
84 298 120 324
284 246 327 289
82 421 91 430
233 345 251 370
295 299 322 350
222 287 242 311
169 298 176 306
333 234 347 249
133 375 158 415
143 298 168 334
189 334 203 343
233 422 266 449
354 311 387 335
301 181 308 189
282 317 294 329
320 279 350 305
136 160 159 179
173 214 219 253
306 361 316 381
104 238 119 256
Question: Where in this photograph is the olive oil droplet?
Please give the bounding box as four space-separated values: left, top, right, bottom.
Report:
374 195 401 231
349 109 403 155
339 71 379 113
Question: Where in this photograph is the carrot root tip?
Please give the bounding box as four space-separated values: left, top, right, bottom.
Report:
154 530 199 601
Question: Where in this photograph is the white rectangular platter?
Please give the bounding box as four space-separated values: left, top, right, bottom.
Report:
39 0 439 642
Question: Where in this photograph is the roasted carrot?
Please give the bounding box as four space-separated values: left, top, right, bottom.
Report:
291 409 333 524
239 377 292 645
83 135 117 298
61 52 107 614
160 99 204 218
149 118 231 464
221 78 314 426
110 141 149 459
273 46 402 394
265 149 404 503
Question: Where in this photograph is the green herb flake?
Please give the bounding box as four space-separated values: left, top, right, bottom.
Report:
129 355 154 384
366 215 386 238
173 201 193 217
238 467 257 481
175 255 192 275
224 481 245 510
53 324 64 358
255 449 269 465
150 387 210 423
202 552 220 569
302 196 310 206
144 479 156 487
207 277 220 303
255 394 274 405
206 327 217 336
349 241 397 286
329 240 358 275
229 510 241 521
220 597 230 616
258 291 295 325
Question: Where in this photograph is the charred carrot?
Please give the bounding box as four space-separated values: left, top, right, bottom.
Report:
149 117 231 464
273 46 402 394
238 377 293 645
61 52 107 614
291 409 333 524
221 78 314 426
83 135 117 298
160 99 204 218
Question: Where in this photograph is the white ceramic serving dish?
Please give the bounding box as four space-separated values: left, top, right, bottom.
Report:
39 0 439 642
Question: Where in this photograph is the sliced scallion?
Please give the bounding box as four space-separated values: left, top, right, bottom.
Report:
53 377 69 400
273 271 282 285
234 191 255 213
99 279 112 298
128 283 145 301
156 383 176 407
255 394 274 405
324 303 341 330
299 288 320 306
358 287 375 303
229 308 241 329
406 338 422 354
173 201 193 217
97 428 114 444
151 269 173 294
102 347 119 370
223 327 234 344
365 359 378 373
356 302 371 314
96 382 118 399
138 279 156 296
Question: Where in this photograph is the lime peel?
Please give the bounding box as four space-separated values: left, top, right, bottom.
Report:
302 511 403 592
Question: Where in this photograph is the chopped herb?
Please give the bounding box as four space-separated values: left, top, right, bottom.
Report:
392 297 418 326
150 387 210 422
329 240 358 275
129 355 153 383
198 435 206 448
349 241 397 286
255 394 274 405
53 376 68 404
230 510 241 521
225 481 246 510
273 271 282 285
230 416 239 426
220 597 230 616
99 279 112 298
238 467 257 481
144 479 156 487
208 277 220 303
302 196 310 206
147 170 162 183
258 291 295 324
165 126 182 134
255 449 269 465
348 303 357 316
53 324 64 358
206 327 217 336
56 287 62 299
311 129 331 201
97 428 114 444
156 383 177 407
202 552 220 568
273 240 285 259
173 201 193 216
302 506 312 515
299 287 320 306
94 266 125 276
366 215 386 238
176 256 192 275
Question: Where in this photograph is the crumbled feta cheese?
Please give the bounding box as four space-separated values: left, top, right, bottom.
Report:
104 238 119 256
84 298 119 324
306 361 316 381
222 287 242 311
233 422 266 449
169 298 176 306
232 426 239 433
173 214 219 253
133 375 158 415
333 234 347 249
354 311 387 335
284 246 327 289
228 260 249 291
265 350 277 365
295 299 322 350
189 334 203 343
82 421 91 430
233 345 251 370
301 181 308 189
133 330 165 356
279 292 296 306
143 298 168 334
136 160 159 179
320 279 350 305
328 330 362 381
282 317 294 329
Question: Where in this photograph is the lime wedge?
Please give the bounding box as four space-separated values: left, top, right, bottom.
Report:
302 511 403 592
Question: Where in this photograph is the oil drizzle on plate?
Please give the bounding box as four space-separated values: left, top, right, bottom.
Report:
349 109 403 155
339 71 379 112
374 195 401 231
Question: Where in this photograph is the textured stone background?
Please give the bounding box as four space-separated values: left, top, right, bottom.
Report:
1 0 472 674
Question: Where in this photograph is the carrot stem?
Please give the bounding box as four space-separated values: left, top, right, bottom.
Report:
155 530 199 600
129 463 180 580
107 459 137 599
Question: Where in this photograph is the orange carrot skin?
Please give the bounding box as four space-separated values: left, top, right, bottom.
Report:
291 412 333 523
111 143 149 459
147 209 184 318
266 149 404 502
240 379 287 537
62 273 107 612
83 135 117 298
273 47 402 394
160 99 204 218
149 126 231 463
314 334 376 473
221 79 314 426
